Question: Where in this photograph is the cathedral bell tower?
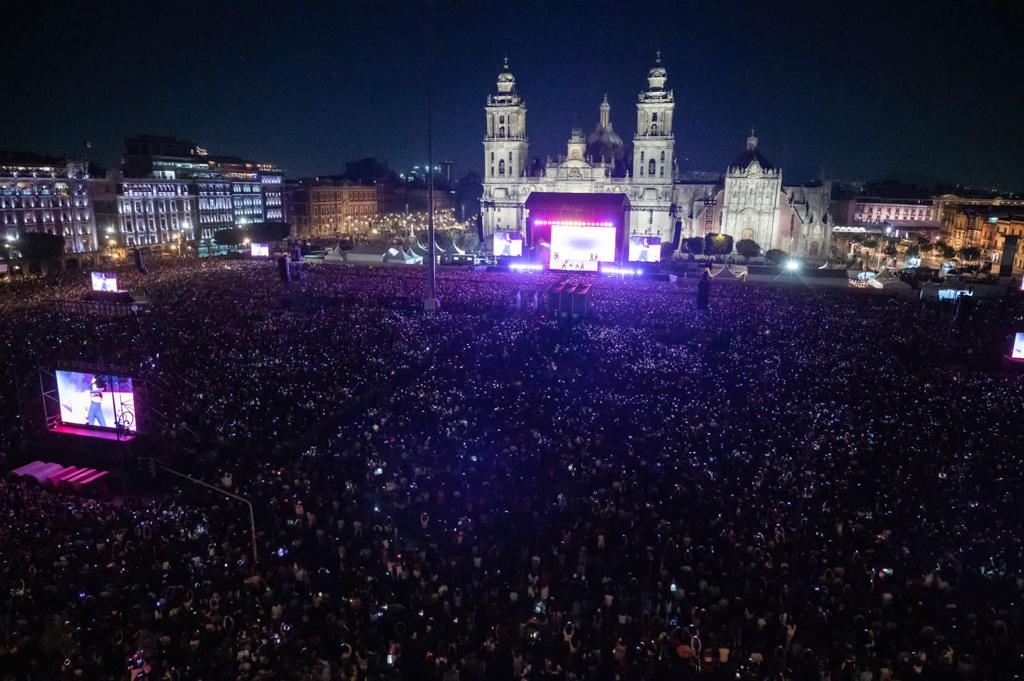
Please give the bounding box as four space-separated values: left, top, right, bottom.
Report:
481 57 529 237
483 57 528 181
632 51 674 182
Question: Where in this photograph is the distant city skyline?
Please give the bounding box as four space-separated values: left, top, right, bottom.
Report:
3 0 1023 189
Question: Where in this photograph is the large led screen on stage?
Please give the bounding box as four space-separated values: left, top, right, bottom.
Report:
1013 332 1024 360
549 223 617 271
493 231 523 257
56 370 137 432
628 236 661 262
90 272 118 292
251 243 270 257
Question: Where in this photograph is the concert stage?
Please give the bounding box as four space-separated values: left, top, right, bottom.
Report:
50 425 135 442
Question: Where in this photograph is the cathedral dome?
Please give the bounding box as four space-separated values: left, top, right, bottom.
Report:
585 95 626 172
586 128 625 163
729 130 775 170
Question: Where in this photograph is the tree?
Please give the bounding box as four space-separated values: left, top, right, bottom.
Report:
959 246 981 263
765 249 788 265
883 242 898 256
935 240 956 260
862 237 879 250
735 239 761 262
681 237 704 256
247 221 290 243
704 233 733 258
17 232 65 266
916 237 933 253
214 228 246 246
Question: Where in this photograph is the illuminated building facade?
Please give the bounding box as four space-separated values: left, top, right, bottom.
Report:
940 204 1024 272
121 136 284 245
0 153 105 254
285 180 379 237
481 56 834 258
116 180 196 249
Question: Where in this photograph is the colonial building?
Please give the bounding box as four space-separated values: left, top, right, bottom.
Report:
940 204 1024 273
0 153 117 254
116 180 196 249
284 179 379 238
481 56 834 258
121 135 284 244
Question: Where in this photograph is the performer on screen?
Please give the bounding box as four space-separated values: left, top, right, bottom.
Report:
86 377 107 427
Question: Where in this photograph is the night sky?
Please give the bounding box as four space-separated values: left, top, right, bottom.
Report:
4 0 1022 189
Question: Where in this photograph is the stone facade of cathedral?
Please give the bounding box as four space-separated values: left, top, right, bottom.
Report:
480 55 835 258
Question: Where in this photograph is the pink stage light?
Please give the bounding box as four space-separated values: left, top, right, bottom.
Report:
534 219 614 228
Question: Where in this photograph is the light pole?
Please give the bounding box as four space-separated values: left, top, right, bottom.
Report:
142 459 259 570
423 0 439 312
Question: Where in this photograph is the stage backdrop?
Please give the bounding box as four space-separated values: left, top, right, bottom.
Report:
524 193 630 271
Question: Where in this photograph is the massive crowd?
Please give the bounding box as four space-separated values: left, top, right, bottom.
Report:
2 260 1024 680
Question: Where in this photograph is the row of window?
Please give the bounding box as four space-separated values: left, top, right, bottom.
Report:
120 199 191 214
122 183 191 197
0 196 89 209
639 160 664 177
199 197 232 210
1 210 91 224
199 213 234 224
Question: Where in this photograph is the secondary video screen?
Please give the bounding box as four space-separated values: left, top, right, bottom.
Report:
628 236 661 262
90 272 118 292
56 370 137 432
549 223 617 271
251 243 270 257
1013 332 1024 360
493 231 523 257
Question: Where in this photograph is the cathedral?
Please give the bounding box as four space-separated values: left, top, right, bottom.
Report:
480 54 835 259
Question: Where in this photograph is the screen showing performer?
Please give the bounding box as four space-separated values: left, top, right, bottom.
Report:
1013 332 1024 360
628 236 661 262
493 231 523 257
251 243 270 257
55 370 136 432
90 272 118 292
549 223 617 271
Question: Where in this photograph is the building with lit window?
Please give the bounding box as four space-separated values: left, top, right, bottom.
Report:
829 196 941 243
116 180 196 250
119 136 284 245
284 179 379 237
260 165 284 221
0 153 103 254
194 181 234 241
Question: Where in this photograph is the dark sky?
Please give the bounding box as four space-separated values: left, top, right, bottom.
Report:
3 0 1022 189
